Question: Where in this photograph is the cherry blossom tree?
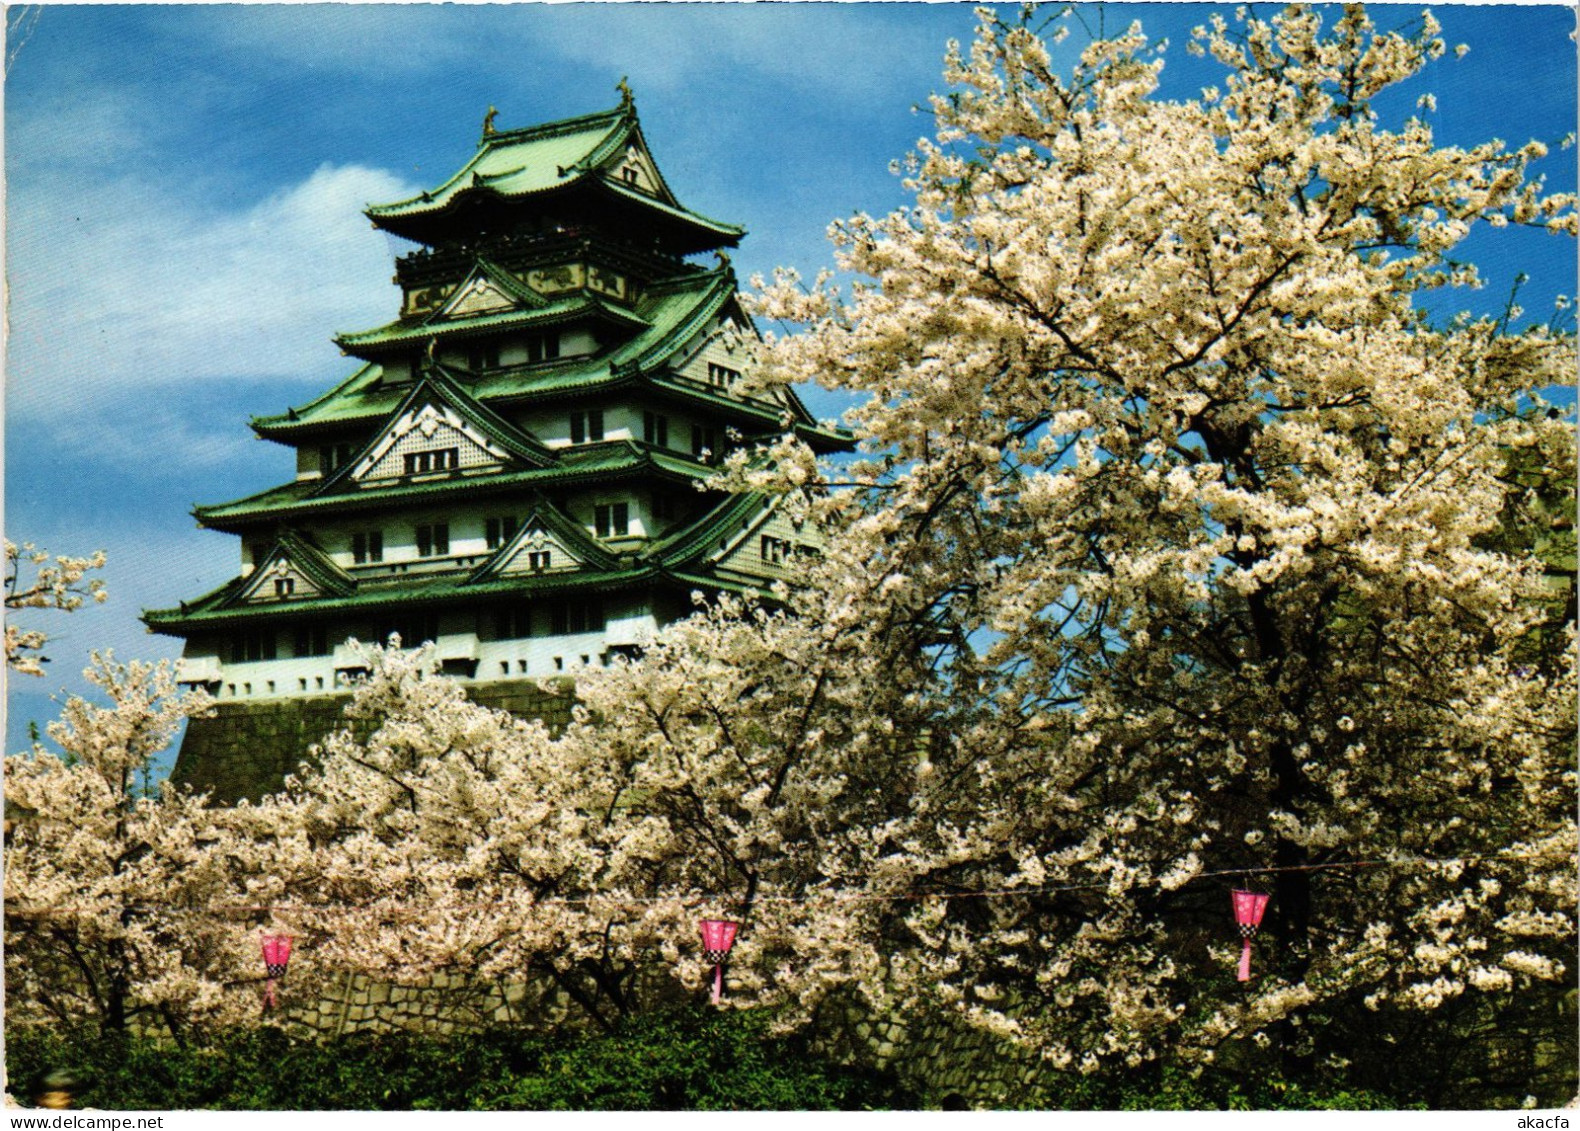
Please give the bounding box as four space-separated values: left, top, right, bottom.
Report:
5 540 107 676
248 637 657 1031
725 2 1577 1072
255 624 924 1031
1 655 283 1040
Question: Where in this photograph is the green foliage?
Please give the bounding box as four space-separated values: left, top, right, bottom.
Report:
475 1008 912 1111
4 1009 916 1111
1031 1065 1418 1111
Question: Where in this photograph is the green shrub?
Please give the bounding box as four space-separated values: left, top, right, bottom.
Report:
4 1010 915 1111
1017 1064 1419 1111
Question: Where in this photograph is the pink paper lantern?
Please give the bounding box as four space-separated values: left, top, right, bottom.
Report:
260 933 293 1010
1231 890 1270 982
698 919 739 1005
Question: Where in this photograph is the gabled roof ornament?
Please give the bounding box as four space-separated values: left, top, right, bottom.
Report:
617 76 634 108
482 105 499 141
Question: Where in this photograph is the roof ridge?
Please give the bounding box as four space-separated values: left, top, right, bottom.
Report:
482 103 627 149
423 364 556 464
648 490 767 568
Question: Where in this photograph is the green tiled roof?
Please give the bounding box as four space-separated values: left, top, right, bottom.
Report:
254 266 733 436
647 491 768 567
335 292 647 355
147 485 784 636
144 566 663 633
365 101 742 245
193 442 715 530
248 265 846 450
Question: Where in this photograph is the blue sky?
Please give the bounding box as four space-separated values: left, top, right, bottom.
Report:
5 3 1576 754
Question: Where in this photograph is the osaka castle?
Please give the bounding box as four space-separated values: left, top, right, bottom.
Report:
144 92 849 798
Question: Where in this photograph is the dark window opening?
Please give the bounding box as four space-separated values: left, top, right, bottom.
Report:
691 425 719 462
551 599 605 635
404 448 459 475
466 342 501 372
293 625 330 658
382 612 440 649
319 442 354 474
526 333 561 364
352 530 384 564
643 411 670 447
485 516 519 550
570 410 604 444
230 629 277 663
416 522 450 558
490 603 534 640
594 502 630 539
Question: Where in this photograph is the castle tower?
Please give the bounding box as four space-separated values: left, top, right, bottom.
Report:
144 95 849 799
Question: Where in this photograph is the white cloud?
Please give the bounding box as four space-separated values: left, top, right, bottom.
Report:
7 162 417 422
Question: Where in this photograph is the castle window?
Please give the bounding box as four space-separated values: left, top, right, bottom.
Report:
707 362 741 387
274 577 296 598
525 333 561 364
416 522 450 557
643 411 669 447
527 550 552 571
490 603 534 640
652 491 679 526
622 166 638 185
230 629 276 663
293 625 329 658
319 442 354 474
551 599 605 635
404 448 458 475
594 502 629 539
570 410 604 444
352 530 384 564
761 535 790 565
485 516 519 549
691 424 719 462
466 342 501 372
384 612 440 648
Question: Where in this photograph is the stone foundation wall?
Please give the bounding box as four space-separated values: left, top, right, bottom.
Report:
172 679 576 803
281 972 578 1040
